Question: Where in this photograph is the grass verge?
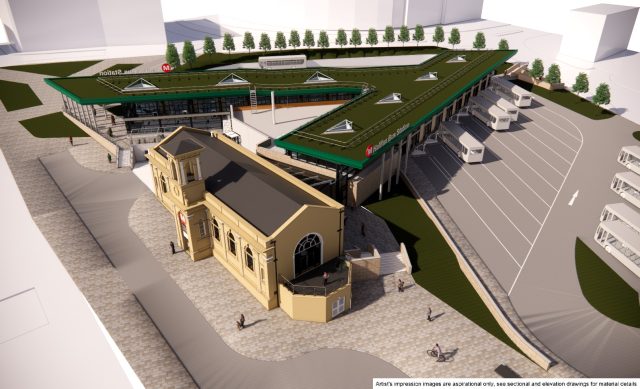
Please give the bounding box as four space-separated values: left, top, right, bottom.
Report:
182 46 450 71
575 238 640 327
4 60 101 77
0 79 42 111
20 112 88 138
511 79 614 120
93 63 142 76
364 182 520 352
633 131 640 142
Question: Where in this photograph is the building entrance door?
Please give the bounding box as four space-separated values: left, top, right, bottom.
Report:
294 234 322 277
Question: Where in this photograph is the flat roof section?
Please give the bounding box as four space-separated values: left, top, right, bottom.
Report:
160 128 325 236
574 3 638 15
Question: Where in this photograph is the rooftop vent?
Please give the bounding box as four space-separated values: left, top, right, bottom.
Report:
376 93 402 104
305 71 335 83
415 72 438 81
323 119 354 134
123 78 158 92
447 55 466 63
217 73 249 85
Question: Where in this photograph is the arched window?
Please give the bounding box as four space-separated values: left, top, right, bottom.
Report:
293 233 322 277
227 231 236 256
212 219 220 241
245 247 254 271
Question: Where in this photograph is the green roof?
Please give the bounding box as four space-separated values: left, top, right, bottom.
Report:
45 49 516 169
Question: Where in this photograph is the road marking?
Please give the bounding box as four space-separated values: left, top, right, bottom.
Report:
568 190 579 206
505 130 567 177
440 144 543 226
508 107 584 296
426 155 523 268
521 120 578 154
528 107 582 142
469 118 560 191
520 128 573 165
484 147 553 208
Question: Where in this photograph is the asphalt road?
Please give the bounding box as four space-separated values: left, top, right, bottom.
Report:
41 151 406 389
411 98 640 377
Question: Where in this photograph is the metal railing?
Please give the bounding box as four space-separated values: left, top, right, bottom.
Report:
279 275 333 296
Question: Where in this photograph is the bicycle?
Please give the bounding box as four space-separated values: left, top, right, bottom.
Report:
427 348 446 362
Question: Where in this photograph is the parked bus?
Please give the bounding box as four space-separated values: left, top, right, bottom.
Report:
618 145 640 175
490 76 533 108
439 121 485 163
469 96 511 131
478 89 519 121
611 171 640 209
595 203 640 277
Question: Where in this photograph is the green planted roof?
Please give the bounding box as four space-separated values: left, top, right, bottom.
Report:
45 49 516 169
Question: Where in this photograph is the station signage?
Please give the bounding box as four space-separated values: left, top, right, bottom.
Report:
365 123 410 157
161 63 172 73
98 69 134 76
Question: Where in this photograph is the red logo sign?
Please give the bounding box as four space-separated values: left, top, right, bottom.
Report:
161 63 172 73
365 144 374 158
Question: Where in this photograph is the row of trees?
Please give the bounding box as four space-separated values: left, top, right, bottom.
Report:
528 58 611 105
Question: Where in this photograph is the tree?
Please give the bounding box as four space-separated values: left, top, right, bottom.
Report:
530 58 544 80
303 30 315 49
335 28 347 48
383 25 395 47
398 25 410 46
350 28 362 48
289 30 301 49
259 33 271 52
366 28 378 47
222 33 235 54
473 32 486 50
275 31 287 50
165 43 180 68
242 32 255 52
203 36 216 55
448 28 461 48
433 25 444 47
571 72 589 96
413 24 424 46
545 63 561 84
318 30 330 49
592 83 611 106
498 38 509 50
182 40 196 68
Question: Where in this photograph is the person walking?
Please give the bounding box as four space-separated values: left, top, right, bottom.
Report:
397 278 404 292
170 241 175 255
427 307 432 321
69 136 73 146
237 313 245 330
322 271 329 286
434 343 442 360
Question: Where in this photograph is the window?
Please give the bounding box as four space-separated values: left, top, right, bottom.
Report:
332 296 345 318
161 175 167 193
245 247 254 271
213 219 220 241
198 219 208 239
227 232 236 256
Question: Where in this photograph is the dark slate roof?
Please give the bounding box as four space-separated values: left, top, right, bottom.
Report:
160 138 203 156
161 129 326 236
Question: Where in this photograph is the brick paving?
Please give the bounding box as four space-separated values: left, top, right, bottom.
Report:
0 59 197 389
129 190 574 378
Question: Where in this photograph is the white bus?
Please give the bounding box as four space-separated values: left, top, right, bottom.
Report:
490 76 533 108
618 145 640 175
469 96 511 131
595 203 640 277
478 89 519 121
611 171 640 209
258 55 307 70
439 121 485 163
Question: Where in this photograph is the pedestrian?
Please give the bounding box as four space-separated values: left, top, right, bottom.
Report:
236 313 245 330
170 241 175 255
427 307 432 321
435 343 442 359
397 278 404 292
322 271 329 286
69 136 73 146
361 222 366 237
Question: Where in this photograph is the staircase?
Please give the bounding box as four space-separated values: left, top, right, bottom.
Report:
379 251 406 275
249 86 258 113
117 147 132 168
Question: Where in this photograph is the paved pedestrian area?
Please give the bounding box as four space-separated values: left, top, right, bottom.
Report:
344 206 400 253
128 190 569 378
0 60 196 388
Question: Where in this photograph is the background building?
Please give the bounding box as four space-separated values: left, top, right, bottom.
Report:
0 0 166 52
557 4 639 64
